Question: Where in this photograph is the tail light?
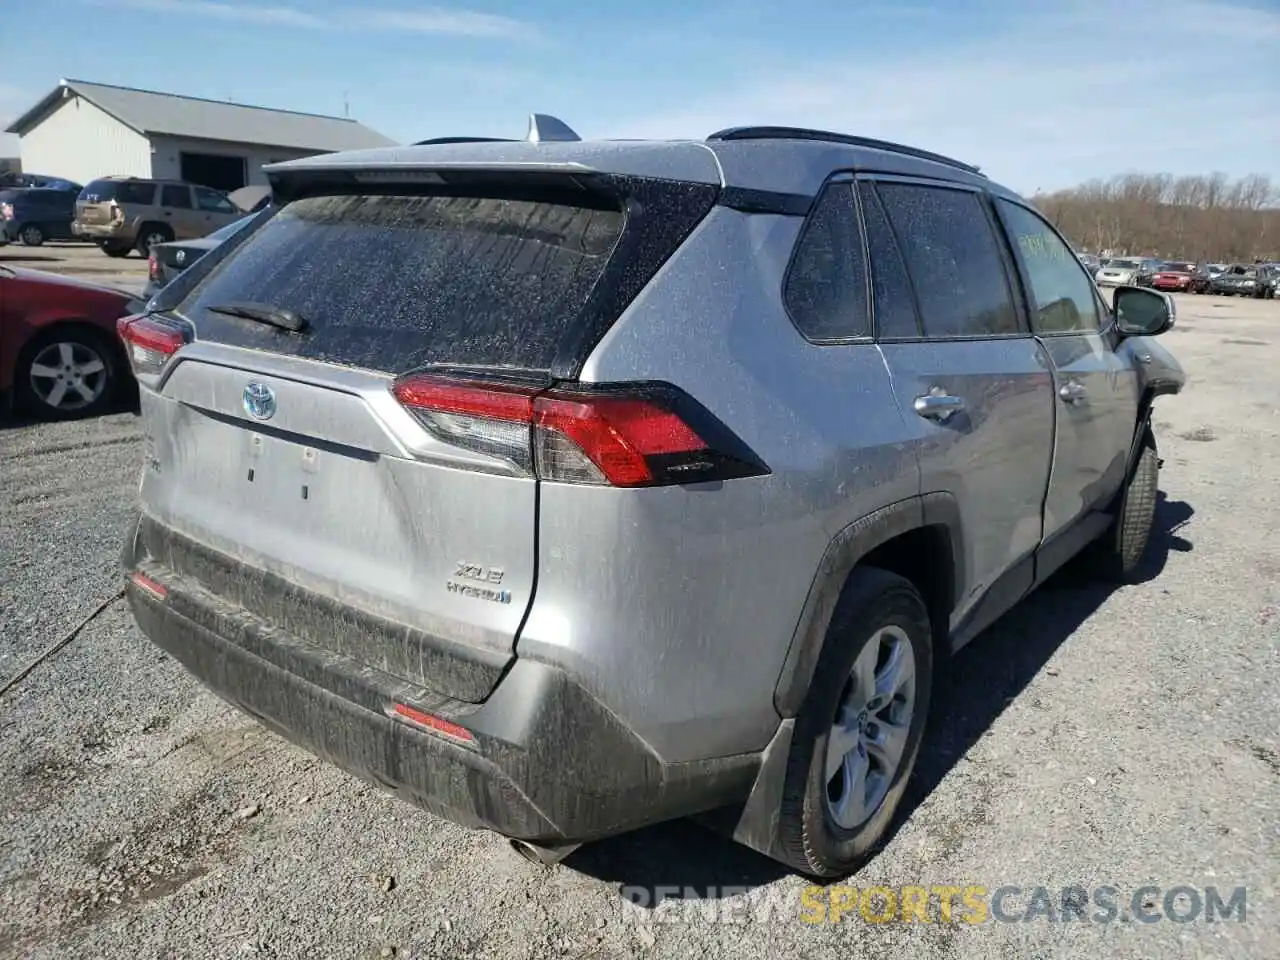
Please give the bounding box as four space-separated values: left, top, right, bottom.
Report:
147 252 161 282
117 314 187 376
0 202 12 220
392 374 769 488
109 203 123 224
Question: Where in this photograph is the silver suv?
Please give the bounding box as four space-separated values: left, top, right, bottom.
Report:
118 118 1185 878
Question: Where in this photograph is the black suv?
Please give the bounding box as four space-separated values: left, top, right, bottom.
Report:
0 186 79 246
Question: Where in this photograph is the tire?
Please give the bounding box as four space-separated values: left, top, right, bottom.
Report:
136 223 173 257
14 326 119 421
100 241 131 258
1094 431 1159 583
776 568 933 878
18 223 45 246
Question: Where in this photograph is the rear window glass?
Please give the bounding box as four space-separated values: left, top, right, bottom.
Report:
179 193 625 373
79 179 154 204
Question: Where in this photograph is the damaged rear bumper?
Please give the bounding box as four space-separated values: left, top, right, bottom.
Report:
122 514 759 843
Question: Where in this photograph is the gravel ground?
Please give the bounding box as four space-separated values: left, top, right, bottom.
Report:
1 292 1277 959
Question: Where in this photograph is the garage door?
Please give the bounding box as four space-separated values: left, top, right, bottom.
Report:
180 153 247 192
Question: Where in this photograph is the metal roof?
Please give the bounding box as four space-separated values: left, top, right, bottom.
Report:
5 80 396 153
267 134 1005 200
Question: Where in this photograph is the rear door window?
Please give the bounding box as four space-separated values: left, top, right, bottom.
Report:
161 184 192 208
179 192 626 373
873 181 1022 339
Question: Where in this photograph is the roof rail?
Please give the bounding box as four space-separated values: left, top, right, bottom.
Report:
706 126 984 176
527 113 581 144
414 136 517 146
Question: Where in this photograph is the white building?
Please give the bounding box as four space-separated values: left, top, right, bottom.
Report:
4 79 394 190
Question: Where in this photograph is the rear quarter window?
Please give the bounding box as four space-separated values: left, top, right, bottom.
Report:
178 192 626 373
117 182 157 205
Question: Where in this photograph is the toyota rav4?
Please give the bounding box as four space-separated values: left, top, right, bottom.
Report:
118 117 1185 878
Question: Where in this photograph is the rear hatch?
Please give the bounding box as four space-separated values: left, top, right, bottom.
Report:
77 178 153 226
127 173 716 701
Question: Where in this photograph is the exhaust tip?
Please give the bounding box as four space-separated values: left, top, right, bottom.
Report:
509 838 581 867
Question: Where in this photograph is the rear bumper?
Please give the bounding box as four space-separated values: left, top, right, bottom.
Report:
73 222 128 241
123 513 759 842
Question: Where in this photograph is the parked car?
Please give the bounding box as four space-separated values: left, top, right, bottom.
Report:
1210 264 1263 296
144 213 261 299
0 172 82 192
1149 261 1204 293
1134 259 1162 287
118 120 1185 879
73 177 243 258
1254 263 1279 299
1095 257 1145 286
0 186 79 246
1 264 144 419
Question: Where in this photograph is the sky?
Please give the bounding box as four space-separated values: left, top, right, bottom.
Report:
1 0 1277 194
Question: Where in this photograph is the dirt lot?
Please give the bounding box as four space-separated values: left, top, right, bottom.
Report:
1 291 1277 959
1 241 150 294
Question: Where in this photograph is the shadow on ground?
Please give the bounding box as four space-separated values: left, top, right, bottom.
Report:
0 388 139 432
569 493 1195 902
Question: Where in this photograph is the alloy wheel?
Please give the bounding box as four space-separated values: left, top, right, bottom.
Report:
824 625 917 830
28 341 108 412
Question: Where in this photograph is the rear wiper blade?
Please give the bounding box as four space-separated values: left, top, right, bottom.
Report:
206 301 308 333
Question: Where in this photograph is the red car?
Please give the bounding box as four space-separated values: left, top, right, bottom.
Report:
1150 261 1206 294
1 264 143 420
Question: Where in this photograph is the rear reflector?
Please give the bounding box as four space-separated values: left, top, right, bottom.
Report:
392 374 768 487
388 703 475 744
129 570 168 599
117 314 186 376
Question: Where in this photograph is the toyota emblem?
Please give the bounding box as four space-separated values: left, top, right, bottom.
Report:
242 382 276 421
175 250 186 265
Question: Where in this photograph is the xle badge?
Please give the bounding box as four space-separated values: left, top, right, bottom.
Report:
447 561 511 604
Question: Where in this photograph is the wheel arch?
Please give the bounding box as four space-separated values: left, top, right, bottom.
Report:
772 493 964 719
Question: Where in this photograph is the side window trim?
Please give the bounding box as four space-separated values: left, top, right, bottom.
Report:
856 177 924 341
858 174 1029 342
993 197 1111 337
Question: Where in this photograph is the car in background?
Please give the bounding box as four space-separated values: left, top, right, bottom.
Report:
0 264 144 420
1150 261 1207 294
1095 257 1145 286
1210 264 1262 297
1134 260 1163 287
74 177 243 258
0 187 79 246
144 213 260 299
0 172 82 192
1255 264 1279 299
1077 252 1101 274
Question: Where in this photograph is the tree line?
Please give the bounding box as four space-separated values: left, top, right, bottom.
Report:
1031 173 1279 263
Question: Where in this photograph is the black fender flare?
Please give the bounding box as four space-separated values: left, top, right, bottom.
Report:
771 492 963 718
734 493 964 863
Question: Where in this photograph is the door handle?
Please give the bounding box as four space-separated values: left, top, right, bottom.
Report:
1059 381 1088 404
913 388 966 422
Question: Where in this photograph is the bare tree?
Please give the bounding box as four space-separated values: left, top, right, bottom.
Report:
1033 173 1280 261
